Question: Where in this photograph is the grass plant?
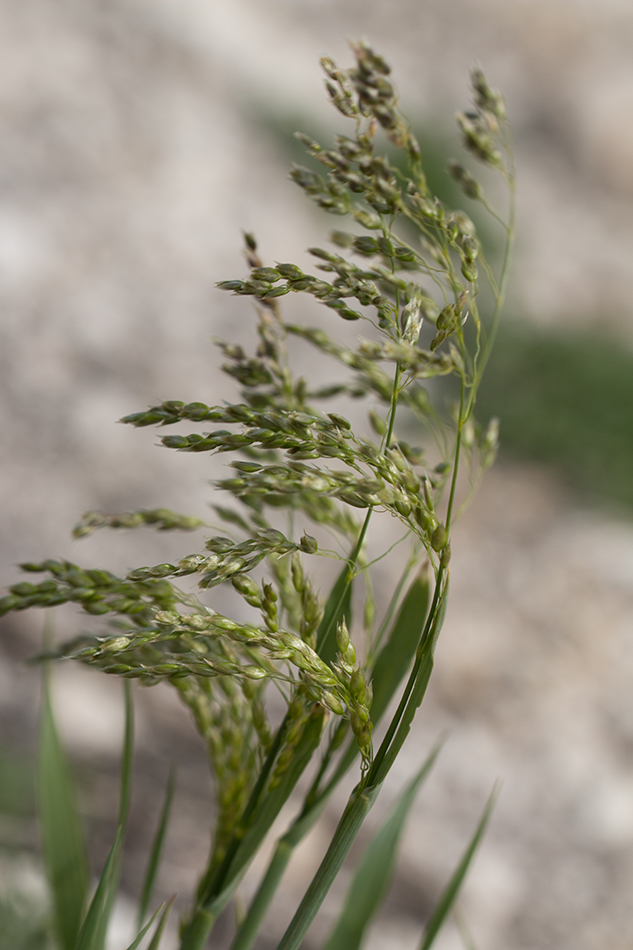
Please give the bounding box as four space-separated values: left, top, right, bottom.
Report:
0 43 514 950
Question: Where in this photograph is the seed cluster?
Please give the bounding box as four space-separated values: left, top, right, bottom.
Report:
0 559 179 620
72 507 205 539
174 671 270 869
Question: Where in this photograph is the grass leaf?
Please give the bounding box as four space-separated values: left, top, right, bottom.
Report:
322 741 441 950
371 567 431 724
93 681 135 950
38 666 89 950
419 785 499 950
75 827 123 950
125 901 166 950
118 681 135 829
214 706 326 892
275 783 381 950
316 564 353 664
137 768 176 928
369 573 449 788
146 897 175 950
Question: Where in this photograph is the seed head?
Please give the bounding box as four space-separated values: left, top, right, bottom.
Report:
471 68 506 121
299 533 318 554
447 159 483 200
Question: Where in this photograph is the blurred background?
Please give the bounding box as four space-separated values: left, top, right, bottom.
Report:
2 1 633 948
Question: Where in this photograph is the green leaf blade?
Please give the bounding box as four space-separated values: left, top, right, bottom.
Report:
369 572 449 789
93 681 135 950
322 742 441 950
316 564 353 664
137 768 176 929
146 897 175 950
125 901 166 950
419 785 499 950
38 668 89 950
217 706 327 891
371 567 431 724
75 827 123 950
275 783 381 950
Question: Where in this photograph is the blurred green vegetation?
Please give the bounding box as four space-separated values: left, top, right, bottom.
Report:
0 747 50 950
0 897 49 950
0 746 35 818
478 322 633 512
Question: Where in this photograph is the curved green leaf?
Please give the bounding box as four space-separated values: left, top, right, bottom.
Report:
75 827 123 950
94 682 135 950
125 901 166 950
371 567 431 724
322 741 441 950
146 897 175 950
275 782 381 950
316 564 353 664
369 573 449 789
419 785 499 950
38 667 89 950
229 568 432 950
137 768 176 928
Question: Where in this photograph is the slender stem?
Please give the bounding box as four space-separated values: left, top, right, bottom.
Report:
231 839 294 950
445 377 465 532
317 506 372 658
479 195 509 232
361 530 410 574
274 784 380 950
304 736 339 808
471 171 516 395
383 362 402 450
367 567 444 786
368 547 418 657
